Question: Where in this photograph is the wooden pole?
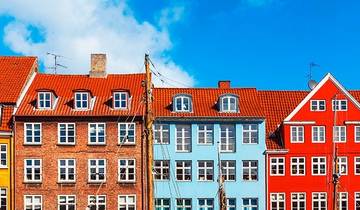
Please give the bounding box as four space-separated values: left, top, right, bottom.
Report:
217 141 227 210
145 54 154 210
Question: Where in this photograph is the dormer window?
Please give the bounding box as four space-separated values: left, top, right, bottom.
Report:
220 95 238 113
75 92 89 109
113 92 128 109
38 92 53 109
173 95 192 112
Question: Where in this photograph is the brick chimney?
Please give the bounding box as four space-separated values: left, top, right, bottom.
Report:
218 80 231 89
90 54 107 78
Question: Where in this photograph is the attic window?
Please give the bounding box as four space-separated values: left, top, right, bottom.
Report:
74 92 89 110
113 92 128 109
38 92 53 109
220 95 238 113
332 100 347 111
173 95 192 112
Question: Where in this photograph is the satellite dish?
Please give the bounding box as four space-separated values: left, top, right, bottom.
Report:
308 80 318 90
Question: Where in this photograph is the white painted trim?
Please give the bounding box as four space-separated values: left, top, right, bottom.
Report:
284 73 360 121
269 157 285 176
0 131 12 136
311 126 326 143
290 126 304 143
265 149 289 154
354 157 360 175
283 121 316 125
290 157 306 176
14 71 37 115
311 156 327 176
24 195 42 210
345 121 360 125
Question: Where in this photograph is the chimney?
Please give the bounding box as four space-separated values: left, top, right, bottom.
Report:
90 54 107 78
218 80 231 89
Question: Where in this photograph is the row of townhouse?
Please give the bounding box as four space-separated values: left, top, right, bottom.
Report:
0 54 360 209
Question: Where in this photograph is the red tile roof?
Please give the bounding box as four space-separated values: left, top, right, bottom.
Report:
153 88 264 118
16 73 145 117
0 106 14 132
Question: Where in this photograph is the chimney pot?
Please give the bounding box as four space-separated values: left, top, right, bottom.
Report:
218 80 231 89
90 54 107 78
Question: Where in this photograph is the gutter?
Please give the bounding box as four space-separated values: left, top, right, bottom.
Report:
264 149 289 154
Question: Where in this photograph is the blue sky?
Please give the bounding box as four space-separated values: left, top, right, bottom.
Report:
1 0 360 90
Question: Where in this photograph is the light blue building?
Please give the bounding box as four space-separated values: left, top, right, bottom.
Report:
153 82 266 210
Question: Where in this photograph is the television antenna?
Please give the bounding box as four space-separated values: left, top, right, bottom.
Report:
47 52 67 74
308 62 320 90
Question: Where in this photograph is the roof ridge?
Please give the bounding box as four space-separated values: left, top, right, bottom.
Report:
37 72 146 76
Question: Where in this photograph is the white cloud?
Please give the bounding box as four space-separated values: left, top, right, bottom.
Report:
0 0 194 87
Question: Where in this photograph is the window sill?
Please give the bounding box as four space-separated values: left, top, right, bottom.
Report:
58 181 76 184
57 143 76 146
0 166 8 169
87 143 106 146
23 181 42 184
88 181 106 184
197 179 214 182
118 180 136 184
23 143 42 146
175 151 192 153
117 143 136 146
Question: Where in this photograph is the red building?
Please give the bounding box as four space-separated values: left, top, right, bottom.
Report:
262 73 360 210
14 54 148 209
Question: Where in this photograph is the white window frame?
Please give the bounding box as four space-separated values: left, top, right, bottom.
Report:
113 91 128 109
355 157 360 175
220 95 238 113
174 95 192 112
242 198 258 210
291 193 306 210
270 157 285 176
175 125 191 152
332 99 348 111
198 198 214 210
355 126 360 143
220 160 236 181
242 160 258 181
338 192 348 210
0 144 7 168
88 123 106 145
154 124 170 144
0 188 7 210
198 160 214 181
310 100 326 111
24 123 42 145
58 159 76 183
312 126 325 143
355 192 360 210
74 92 89 110
176 198 192 209
24 159 42 183
243 124 259 144
198 124 213 145
37 91 52 109
311 157 326 176
155 198 170 210
333 126 346 142
118 123 136 145
220 124 236 153
24 195 42 210
118 195 136 210
337 157 347 175
118 159 136 183
154 160 170 181
58 123 76 145
175 160 192 181
291 126 304 143
312 192 327 210
291 157 305 176
88 159 106 183
270 193 285 210
88 195 106 210
227 198 236 210
58 195 76 210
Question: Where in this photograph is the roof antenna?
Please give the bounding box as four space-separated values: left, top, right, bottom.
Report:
47 52 67 74
308 62 320 90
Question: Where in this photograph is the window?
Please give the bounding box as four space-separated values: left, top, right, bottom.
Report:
270 193 285 210
155 198 170 210
154 160 170 180
270 157 285 176
291 126 304 143
291 157 305 176
118 195 136 210
118 123 136 144
24 123 41 145
38 92 52 109
312 157 326 175
176 198 191 210
58 123 75 145
198 198 214 210
118 159 136 182
0 188 6 210
355 126 360 142
243 124 258 144
291 193 305 210
220 125 236 152
333 126 346 142
226 198 236 210
88 195 106 210
175 125 191 152
0 144 7 168
311 100 326 111
242 198 258 210
74 92 89 109
198 160 214 181
332 100 347 111
338 192 347 210
88 159 106 183
220 95 238 112
88 123 106 145
337 157 347 175
24 159 42 182
58 195 76 210
58 159 76 183
355 157 360 175
355 193 360 210
176 161 191 181
242 160 258 181
312 126 325 143
198 124 213 145
154 124 170 144
174 95 192 112
113 92 128 109
24 195 42 210
312 192 327 210
221 160 236 181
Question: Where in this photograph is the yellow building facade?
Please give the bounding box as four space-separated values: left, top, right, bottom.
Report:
0 134 11 210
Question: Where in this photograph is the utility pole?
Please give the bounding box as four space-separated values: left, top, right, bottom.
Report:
217 141 227 210
144 54 154 210
332 93 339 210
